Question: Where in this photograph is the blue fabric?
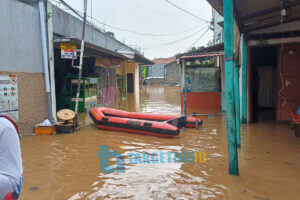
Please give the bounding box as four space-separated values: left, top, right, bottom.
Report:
297 107 300 115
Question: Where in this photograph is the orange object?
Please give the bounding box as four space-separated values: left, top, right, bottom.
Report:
291 111 300 124
89 107 202 138
34 126 56 135
181 92 221 108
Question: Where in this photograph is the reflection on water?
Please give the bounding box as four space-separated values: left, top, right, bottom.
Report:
20 86 300 200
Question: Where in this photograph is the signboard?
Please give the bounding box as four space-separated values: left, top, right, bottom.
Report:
61 43 77 59
95 58 121 68
0 75 19 122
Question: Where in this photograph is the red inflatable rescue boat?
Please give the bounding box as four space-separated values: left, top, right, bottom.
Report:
89 107 202 138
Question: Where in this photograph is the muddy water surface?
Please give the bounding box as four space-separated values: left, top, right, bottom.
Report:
20 86 300 200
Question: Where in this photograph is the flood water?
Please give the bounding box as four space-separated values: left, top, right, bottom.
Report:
20 86 300 200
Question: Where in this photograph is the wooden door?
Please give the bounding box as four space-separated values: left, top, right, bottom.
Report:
277 45 300 121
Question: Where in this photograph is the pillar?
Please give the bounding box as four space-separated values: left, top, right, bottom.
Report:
241 34 248 123
234 63 241 148
223 0 239 175
181 60 187 115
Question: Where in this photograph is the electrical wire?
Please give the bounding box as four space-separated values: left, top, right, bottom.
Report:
115 0 199 21
163 0 210 23
142 26 209 49
54 0 205 37
88 18 206 37
185 29 210 52
278 0 286 107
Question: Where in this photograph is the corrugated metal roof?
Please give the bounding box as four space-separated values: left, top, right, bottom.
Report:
207 0 300 34
152 58 176 64
178 43 224 60
181 52 224 59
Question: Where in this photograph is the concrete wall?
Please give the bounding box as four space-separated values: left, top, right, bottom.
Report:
0 0 44 73
145 77 164 85
0 0 48 135
149 64 165 77
165 62 180 85
51 5 134 53
0 72 48 136
181 92 221 108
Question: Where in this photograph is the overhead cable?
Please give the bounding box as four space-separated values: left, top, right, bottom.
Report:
55 0 206 37
185 29 210 52
164 0 210 23
142 26 208 49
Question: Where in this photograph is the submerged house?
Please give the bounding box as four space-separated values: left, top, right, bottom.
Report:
51 5 152 112
0 0 152 135
178 43 224 110
204 0 300 175
164 61 180 85
208 0 300 123
146 58 175 84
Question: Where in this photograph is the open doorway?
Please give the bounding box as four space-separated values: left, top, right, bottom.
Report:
251 46 277 122
127 73 134 93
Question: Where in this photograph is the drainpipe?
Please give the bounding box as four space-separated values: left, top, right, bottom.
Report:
39 0 55 124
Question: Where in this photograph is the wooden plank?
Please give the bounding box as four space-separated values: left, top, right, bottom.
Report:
241 34 248 123
223 0 239 176
248 37 300 47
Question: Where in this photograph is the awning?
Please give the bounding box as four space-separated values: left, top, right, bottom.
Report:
116 50 154 65
179 43 224 61
207 0 300 35
181 52 224 59
53 37 128 60
134 53 154 65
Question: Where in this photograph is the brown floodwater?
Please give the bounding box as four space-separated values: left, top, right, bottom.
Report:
20 86 300 200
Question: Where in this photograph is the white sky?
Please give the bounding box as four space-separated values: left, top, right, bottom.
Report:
53 0 213 60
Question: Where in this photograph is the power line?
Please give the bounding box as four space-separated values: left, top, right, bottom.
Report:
142 26 208 49
115 0 201 23
164 0 210 23
185 29 210 52
54 0 205 37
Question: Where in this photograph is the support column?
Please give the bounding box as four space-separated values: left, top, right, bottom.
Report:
47 1 57 122
182 60 187 115
241 34 248 123
234 63 241 148
223 0 239 175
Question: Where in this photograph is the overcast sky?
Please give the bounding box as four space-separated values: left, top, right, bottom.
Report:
52 0 213 60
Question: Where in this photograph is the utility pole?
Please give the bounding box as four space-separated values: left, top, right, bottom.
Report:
75 0 88 115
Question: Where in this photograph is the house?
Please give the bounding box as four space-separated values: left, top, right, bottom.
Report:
145 57 175 84
0 0 152 135
164 61 180 85
208 0 300 123
178 43 224 110
206 0 300 175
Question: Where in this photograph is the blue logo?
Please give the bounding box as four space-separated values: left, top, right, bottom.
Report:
97 145 206 173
